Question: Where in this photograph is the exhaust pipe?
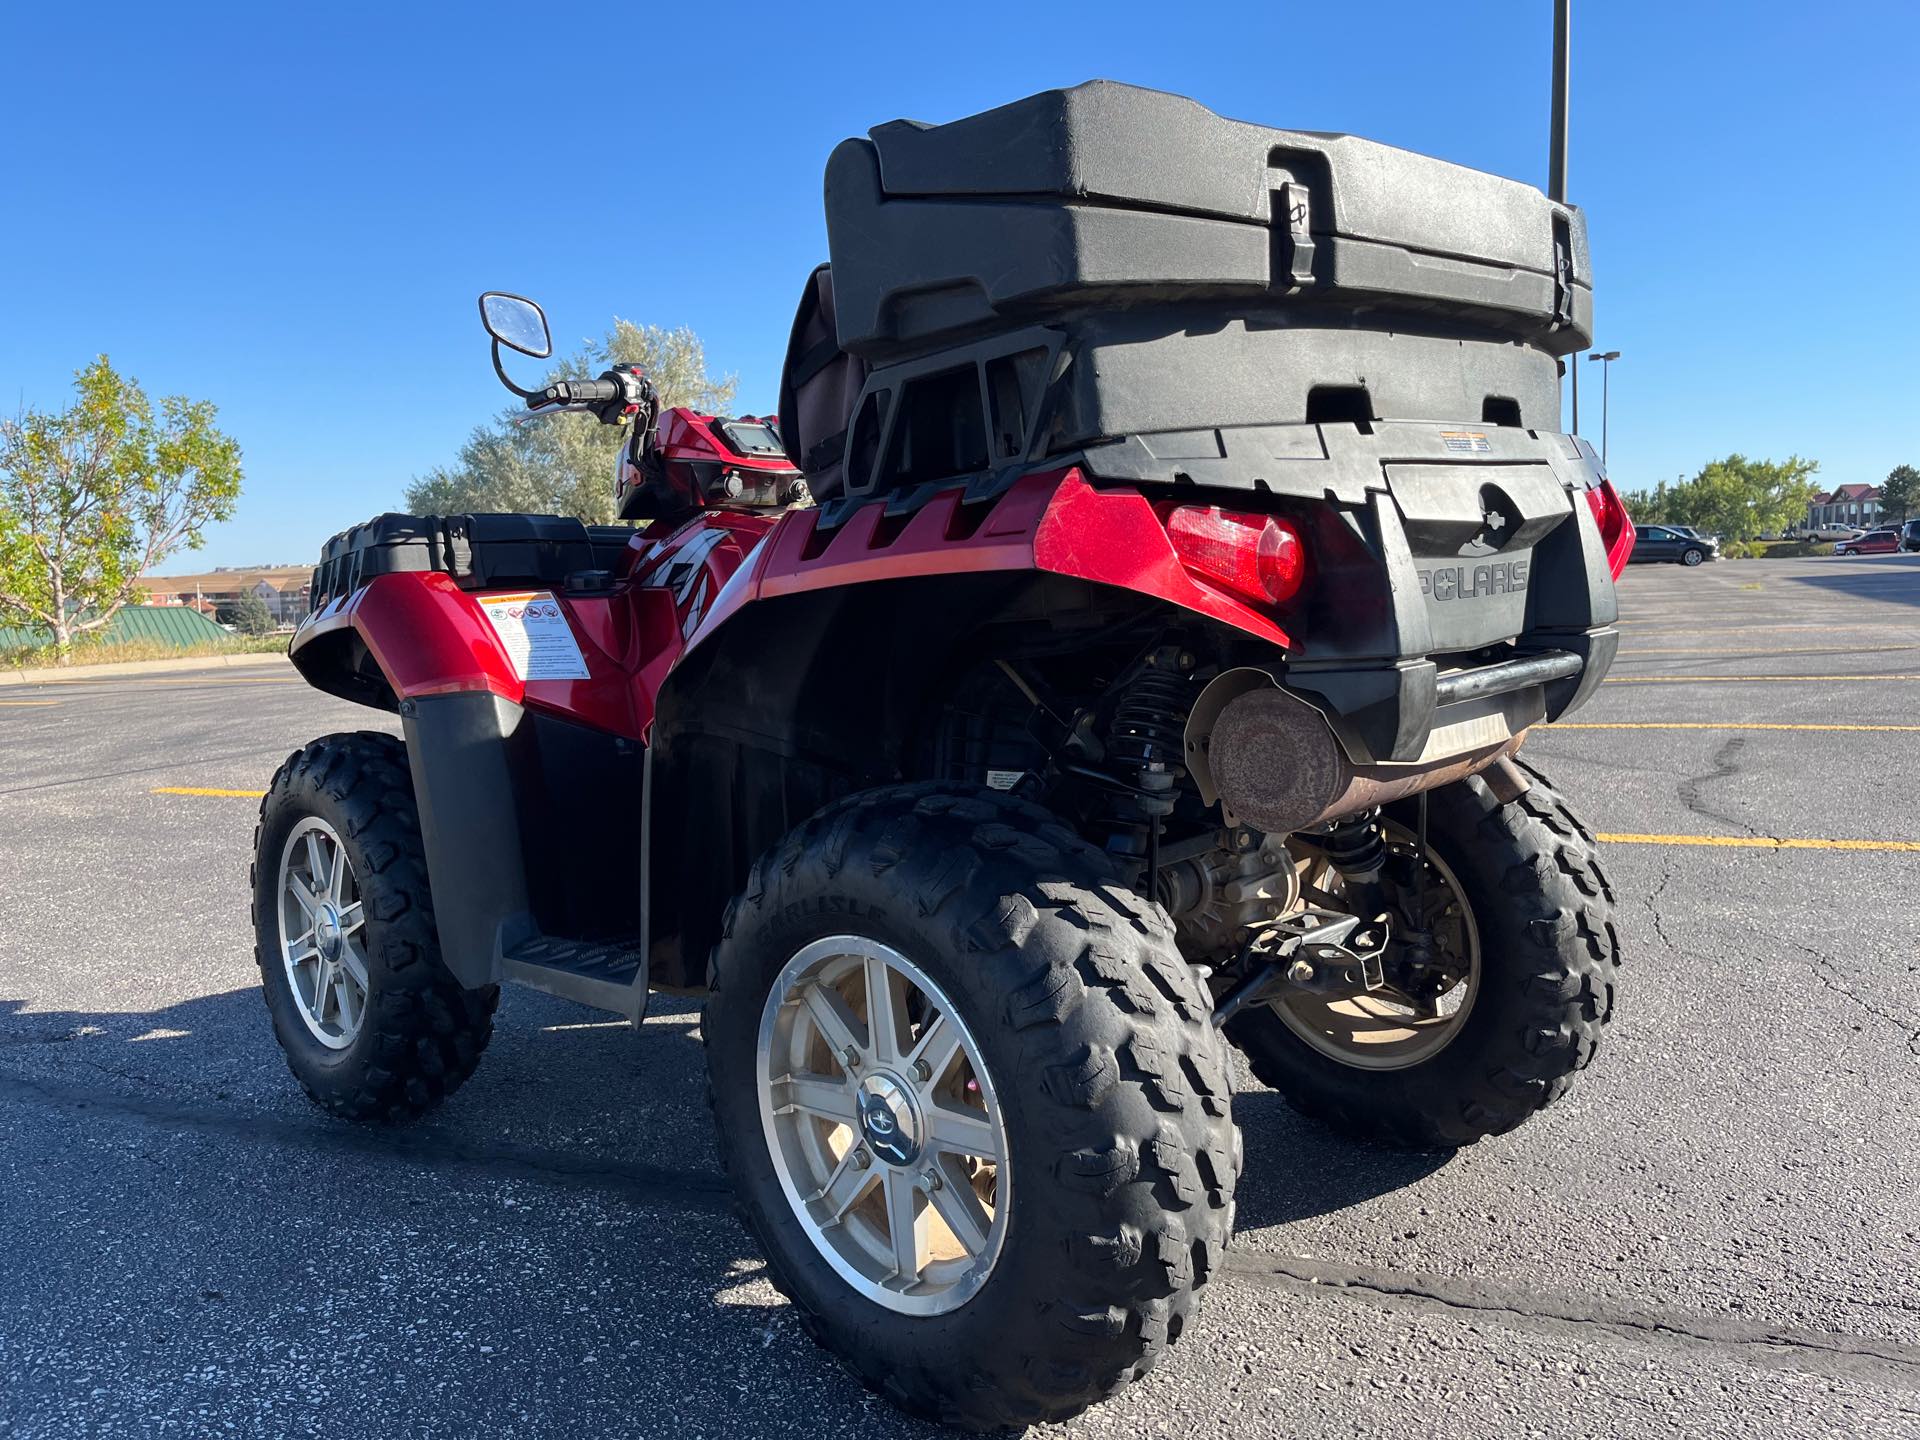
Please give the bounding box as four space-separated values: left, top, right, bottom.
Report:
1189 679 1523 836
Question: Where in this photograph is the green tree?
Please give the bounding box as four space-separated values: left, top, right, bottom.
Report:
405 320 737 522
217 591 276 636
1626 454 1819 541
1880 464 1919 524
1621 478 1676 525
0 357 243 660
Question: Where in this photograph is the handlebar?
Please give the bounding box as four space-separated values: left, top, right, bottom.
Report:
528 377 620 408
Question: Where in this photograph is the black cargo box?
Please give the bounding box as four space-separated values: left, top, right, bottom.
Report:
785 82 1594 504
825 81 1590 359
308 513 635 611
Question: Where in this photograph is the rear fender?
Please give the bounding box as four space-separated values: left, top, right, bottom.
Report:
715 468 1291 649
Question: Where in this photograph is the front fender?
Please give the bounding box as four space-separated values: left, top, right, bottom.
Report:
292 571 524 709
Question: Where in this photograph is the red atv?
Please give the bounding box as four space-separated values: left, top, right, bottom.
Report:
254 83 1630 1430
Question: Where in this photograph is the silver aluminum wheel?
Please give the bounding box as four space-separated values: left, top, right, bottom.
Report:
757 936 1011 1317
277 816 370 1051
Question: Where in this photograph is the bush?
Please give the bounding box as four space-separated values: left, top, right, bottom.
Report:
1719 539 1762 559
215 592 277 635
1754 539 1834 558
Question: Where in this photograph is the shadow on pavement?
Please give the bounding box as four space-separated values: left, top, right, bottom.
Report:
1782 553 1920 608
0 986 1450 1240
0 986 1451 1437
1230 1087 1452 1229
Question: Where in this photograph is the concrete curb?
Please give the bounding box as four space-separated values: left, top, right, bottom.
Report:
0 651 292 686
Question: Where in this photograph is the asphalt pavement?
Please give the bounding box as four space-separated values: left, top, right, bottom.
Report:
2 552 1917 1438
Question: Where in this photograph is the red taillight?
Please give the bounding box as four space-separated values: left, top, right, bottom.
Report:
1164 506 1306 608
1584 479 1635 579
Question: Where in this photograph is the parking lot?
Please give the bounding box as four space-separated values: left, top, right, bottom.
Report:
2 553 1917 1438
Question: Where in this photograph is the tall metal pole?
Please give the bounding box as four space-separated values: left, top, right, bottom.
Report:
1587 351 1620 465
1602 357 1610 463
1550 1 1578 435
1549 0 1570 204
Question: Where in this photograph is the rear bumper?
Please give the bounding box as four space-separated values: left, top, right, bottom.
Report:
1285 625 1616 765
1094 420 1621 763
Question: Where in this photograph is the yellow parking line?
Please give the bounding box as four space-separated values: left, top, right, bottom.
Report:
1550 722 1920 732
1598 832 1920 853
44 676 301 686
152 786 267 798
1603 674 1920 684
0 699 59 706
1620 622 1920 633
1617 645 1920 658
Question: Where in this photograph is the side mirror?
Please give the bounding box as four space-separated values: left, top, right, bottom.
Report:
479 292 552 359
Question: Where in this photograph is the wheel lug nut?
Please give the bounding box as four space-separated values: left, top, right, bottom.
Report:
918 1169 942 1193
852 1147 872 1169
911 1059 931 1082
841 1045 862 1070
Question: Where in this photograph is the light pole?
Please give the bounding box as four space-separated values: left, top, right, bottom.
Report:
1587 350 1620 465
1547 1 1578 436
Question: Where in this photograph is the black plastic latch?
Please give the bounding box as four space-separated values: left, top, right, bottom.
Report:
1272 181 1317 290
1550 217 1574 329
441 516 474 580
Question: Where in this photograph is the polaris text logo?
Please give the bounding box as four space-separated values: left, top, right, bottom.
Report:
1419 559 1530 601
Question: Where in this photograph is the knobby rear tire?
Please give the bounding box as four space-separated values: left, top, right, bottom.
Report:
1227 760 1621 1150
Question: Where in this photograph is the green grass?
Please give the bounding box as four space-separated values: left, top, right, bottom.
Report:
1 632 290 671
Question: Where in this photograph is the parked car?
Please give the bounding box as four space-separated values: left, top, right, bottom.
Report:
1902 518 1920 553
1835 528 1901 556
1630 524 1718 566
1812 522 1867 542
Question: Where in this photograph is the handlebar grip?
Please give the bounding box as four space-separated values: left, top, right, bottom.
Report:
528 378 620 408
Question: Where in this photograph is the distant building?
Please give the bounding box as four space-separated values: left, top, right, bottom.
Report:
136 566 311 625
1806 484 1884 532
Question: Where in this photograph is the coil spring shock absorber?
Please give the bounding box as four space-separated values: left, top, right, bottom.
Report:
1107 648 1192 885
1320 809 1389 928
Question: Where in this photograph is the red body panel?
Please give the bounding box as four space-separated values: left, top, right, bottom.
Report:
711 469 1291 649
303 467 1291 741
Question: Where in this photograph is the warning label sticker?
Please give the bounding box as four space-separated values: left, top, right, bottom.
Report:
476 591 590 682
1439 429 1492 454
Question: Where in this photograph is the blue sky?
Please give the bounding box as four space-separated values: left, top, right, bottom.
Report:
3 1 1915 569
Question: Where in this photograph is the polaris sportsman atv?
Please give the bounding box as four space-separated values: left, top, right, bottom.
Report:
253 83 1630 1430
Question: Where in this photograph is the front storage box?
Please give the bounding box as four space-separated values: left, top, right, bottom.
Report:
309 512 636 610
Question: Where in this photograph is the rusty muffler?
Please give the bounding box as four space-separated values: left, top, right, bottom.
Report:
1199 683 1523 836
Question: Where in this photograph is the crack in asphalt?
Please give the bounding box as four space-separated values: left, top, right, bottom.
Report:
1642 850 1679 955
1676 734 1761 839
1226 1252 1920 1390
1777 935 1920 1060
6 1061 1918 1391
